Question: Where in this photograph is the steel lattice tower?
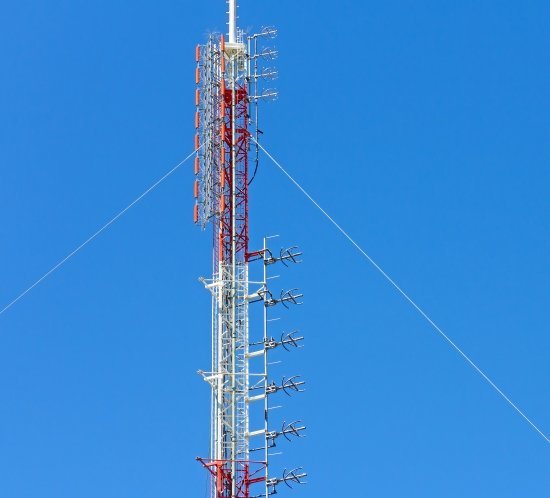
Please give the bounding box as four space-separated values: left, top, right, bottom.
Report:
194 2 306 497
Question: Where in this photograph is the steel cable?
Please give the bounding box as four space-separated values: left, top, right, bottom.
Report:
253 137 549 445
0 147 200 317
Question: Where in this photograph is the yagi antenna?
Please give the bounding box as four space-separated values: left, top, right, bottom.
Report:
267 468 308 490
250 331 304 352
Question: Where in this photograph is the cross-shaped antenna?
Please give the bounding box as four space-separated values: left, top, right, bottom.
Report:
280 331 305 350
266 420 306 446
247 26 277 41
257 288 303 308
250 421 306 452
250 47 278 60
265 375 306 396
247 246 302 266
260 26 277 38
262 246 302 266
280 420 306 441
279 288 303 308
250 88 279 101
253 67 278 80
267 468 307 490
278 246 303 266
263 331 304 351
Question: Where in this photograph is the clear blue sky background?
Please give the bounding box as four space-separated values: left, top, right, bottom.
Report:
0 1 549 497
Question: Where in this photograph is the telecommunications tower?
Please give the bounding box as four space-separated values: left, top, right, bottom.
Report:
193 1 307 497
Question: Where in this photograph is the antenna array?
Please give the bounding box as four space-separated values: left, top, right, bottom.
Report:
193 4 306 497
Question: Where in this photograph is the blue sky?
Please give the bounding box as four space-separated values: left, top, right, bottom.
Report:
0 1 549 497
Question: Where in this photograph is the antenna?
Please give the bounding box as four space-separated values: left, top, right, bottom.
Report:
194 4 305 496
228 0 237 43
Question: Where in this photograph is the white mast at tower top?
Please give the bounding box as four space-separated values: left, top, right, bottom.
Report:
228 0 237 43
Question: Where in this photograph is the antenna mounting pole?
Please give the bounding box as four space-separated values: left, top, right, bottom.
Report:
228 0 237 43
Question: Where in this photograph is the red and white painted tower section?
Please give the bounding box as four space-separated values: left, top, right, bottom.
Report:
194 2 307 497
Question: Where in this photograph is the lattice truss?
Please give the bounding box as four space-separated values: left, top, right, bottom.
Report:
194 22 306 498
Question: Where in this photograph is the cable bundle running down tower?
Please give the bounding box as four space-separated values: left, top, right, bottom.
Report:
194 2 306 497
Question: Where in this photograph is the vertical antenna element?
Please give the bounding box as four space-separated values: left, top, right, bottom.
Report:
228 0 237 43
